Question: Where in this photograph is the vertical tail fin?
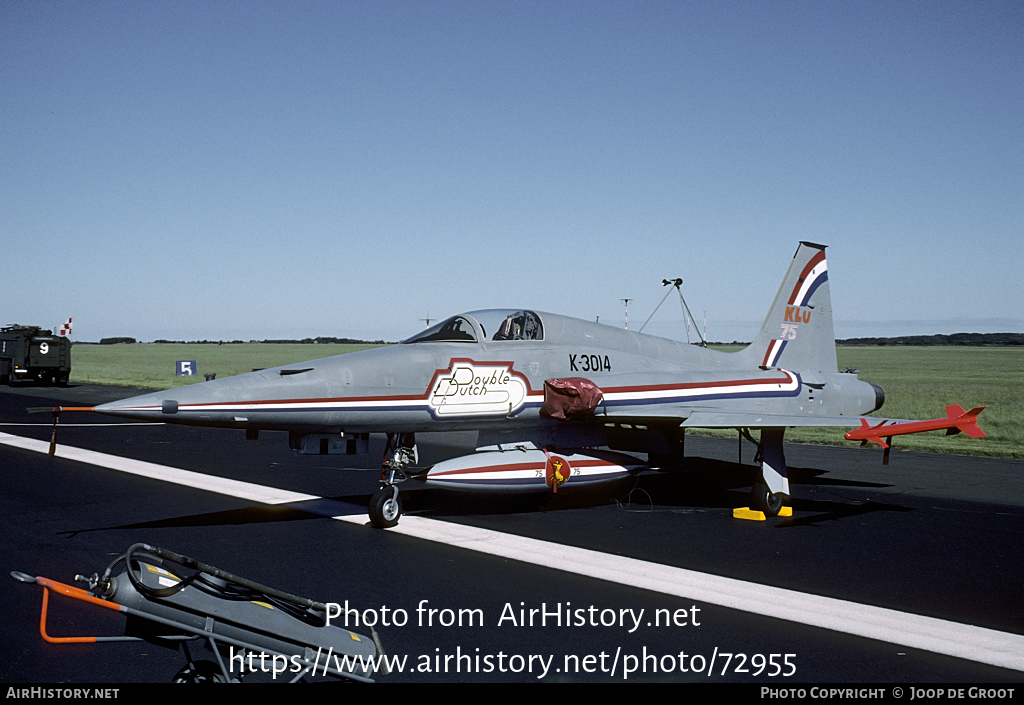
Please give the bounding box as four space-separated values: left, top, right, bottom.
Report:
739 242 837 373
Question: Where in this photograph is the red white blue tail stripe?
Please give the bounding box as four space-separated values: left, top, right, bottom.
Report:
762 250 828 367
788 249 828 307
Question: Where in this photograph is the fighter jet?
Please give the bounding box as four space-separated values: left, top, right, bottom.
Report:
84 242 984 527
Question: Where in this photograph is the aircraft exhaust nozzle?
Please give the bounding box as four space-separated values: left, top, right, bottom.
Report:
870 383 885 413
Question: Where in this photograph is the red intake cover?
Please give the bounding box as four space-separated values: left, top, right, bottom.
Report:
540 377 604 420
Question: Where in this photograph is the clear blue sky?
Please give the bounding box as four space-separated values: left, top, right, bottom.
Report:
3 0 1021 343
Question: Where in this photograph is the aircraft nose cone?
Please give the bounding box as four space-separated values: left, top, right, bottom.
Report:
94 390 175 420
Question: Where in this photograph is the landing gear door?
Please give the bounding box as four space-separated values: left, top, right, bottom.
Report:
290 432 369 456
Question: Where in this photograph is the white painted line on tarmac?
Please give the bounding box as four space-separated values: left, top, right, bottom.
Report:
4 430 1023 673
1 432 315 506
369 516 1024 673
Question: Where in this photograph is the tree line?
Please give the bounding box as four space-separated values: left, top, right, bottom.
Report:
836 333 1023 346
94 336 391 345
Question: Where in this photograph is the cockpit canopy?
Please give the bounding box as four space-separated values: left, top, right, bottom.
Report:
402 310 544 344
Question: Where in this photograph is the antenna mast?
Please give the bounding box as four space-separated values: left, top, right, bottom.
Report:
638 278 706 347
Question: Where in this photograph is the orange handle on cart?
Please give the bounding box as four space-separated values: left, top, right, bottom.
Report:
33 576 123 644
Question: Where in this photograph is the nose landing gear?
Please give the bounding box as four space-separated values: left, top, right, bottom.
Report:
368 433 416 528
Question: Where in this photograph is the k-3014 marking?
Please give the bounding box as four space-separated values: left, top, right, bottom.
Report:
569 354 612 373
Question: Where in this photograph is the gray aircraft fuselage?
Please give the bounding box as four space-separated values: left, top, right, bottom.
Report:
93 308 881 439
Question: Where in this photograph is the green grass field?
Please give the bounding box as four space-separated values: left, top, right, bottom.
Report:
70 343 384 389
69 343 1022 457
830 346 1021 457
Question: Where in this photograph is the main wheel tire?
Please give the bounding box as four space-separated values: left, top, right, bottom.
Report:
751 482 784 517
369 486 402 528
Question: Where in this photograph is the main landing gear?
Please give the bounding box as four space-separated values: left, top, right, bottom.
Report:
750 482 784 516
744 427 789 517
368 433 417 529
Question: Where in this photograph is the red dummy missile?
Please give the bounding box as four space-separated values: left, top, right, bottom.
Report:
845 405 985 463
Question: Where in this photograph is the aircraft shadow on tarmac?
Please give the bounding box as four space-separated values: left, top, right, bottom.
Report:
55 456 910 536
55 496 372 538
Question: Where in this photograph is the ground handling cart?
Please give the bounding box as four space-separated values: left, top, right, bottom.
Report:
12 543 387 682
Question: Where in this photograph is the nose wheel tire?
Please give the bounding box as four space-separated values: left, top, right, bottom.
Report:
369 486 403 528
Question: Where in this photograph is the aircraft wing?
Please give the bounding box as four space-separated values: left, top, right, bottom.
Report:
679 410 891 429
599 406 909 429
601 404 984 446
